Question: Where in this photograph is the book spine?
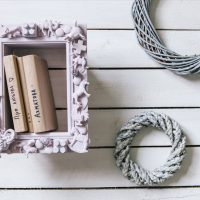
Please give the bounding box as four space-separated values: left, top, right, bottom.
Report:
17 57 34 132
3 55 28 132
23 55 57 133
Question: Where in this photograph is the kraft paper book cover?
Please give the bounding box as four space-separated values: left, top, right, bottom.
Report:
22 55 57 133
3 55 28 132
17 57 34 132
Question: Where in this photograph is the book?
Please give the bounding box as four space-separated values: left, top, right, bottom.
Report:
3 55 28 132
22 55 57 133
17 57 34 132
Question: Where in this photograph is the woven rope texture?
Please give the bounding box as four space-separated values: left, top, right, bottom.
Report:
114 111 186 185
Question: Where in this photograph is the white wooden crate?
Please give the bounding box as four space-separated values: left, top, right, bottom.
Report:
0 0 200 200
0 22 89 154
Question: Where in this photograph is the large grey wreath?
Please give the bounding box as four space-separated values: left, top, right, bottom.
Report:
114 111 186 186
132 0 200 75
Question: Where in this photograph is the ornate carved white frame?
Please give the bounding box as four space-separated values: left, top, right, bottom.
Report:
0 21 89 154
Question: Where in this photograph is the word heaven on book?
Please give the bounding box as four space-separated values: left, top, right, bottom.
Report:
3 54 58 133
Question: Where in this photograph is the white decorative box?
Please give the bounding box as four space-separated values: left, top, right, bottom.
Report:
0 21 90 154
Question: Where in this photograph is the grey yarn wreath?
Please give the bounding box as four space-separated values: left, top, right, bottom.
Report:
132 0 200 75
114 111 186 186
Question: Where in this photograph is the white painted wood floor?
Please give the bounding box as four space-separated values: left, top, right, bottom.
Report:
1 0 200 199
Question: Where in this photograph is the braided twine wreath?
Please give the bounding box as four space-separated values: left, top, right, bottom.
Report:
114 112 186 186
132 0 200 75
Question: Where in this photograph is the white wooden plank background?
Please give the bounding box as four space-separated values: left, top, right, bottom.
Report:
1 0 200 199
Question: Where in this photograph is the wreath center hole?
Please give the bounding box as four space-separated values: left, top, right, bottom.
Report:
130 127 171 170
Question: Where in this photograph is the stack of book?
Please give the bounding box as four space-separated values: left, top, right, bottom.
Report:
3 55 58 133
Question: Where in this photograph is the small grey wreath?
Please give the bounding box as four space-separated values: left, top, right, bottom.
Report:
114 111 186 186
132 0 200 75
